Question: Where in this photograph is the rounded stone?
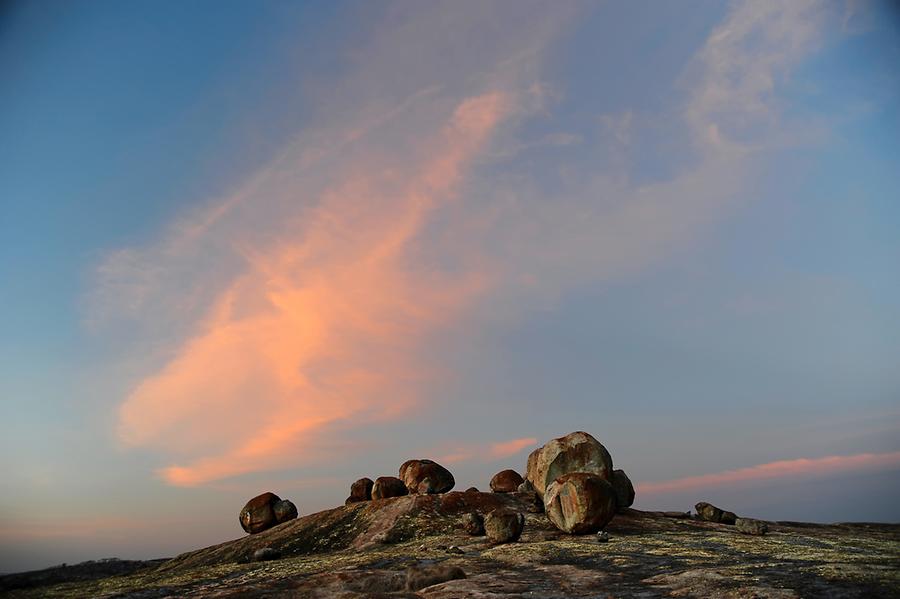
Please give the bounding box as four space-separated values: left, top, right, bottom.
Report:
347 477 374 503
273 499 298 524
490 469 524 493
239 492 280 534
461 511 485 536
611 469 635 509
544 472 617 534
484 509 525 544
399 459 455 495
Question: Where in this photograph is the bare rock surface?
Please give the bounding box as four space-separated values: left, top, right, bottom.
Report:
4 496 899 598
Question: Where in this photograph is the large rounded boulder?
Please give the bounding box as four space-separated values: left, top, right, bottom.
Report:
611 469 635 509
399 459 455 494
490 469 524 493
544 472 617 534
240 492 288 534
526 431 613 498
371 476 408 500
346 477 374 504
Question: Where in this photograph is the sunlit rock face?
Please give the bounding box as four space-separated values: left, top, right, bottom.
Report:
526 431 613 499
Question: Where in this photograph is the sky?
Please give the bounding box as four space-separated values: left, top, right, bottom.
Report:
1 0 899 574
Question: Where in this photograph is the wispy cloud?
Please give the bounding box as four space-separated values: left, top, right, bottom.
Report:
438 437 538 465
637 451 900 496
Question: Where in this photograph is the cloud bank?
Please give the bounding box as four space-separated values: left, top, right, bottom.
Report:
92 1 840 486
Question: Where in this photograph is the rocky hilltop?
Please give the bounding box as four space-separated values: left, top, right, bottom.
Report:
3 432 899 598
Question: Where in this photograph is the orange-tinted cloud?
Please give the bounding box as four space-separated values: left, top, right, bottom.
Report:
489 437 538 459
117 92 510 486
437 437 537 464
637 451 900 496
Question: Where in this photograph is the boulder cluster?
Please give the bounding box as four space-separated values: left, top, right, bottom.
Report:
524 431 635 535
238 431 640 539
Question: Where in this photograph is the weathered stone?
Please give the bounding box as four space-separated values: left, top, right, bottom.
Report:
544 472 617 534
251 547 281 562
490 469 524 493
526 431 613 498
399 459 455 494
405 564 466 591
464 486 479 493
736 517 769 536
461 511 485 536
273 499 298 524
483 509 525 544
611 469 635 509
517 479 535 493
239 492 280 534
346 477 374 504
597 531 609 543
696 502 737 524
371 476 408 500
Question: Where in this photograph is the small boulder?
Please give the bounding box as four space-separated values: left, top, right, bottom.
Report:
346 477 374 504
695 502 737 525
461 511 485 536
372 476 408 500
406 564 466 591
526 431 614 498
464 486 480 493
490 469 524 493
239 492 280 534
252 547 281 562
484 509 525 544
399 459 455 494
544 472 617 534
597 531 609 543
736 517 768 536
611 469 635 509
517 479 535 493
273 499 298 524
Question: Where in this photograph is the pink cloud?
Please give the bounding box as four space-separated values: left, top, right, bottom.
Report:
437 437 537 465
489 437 538 459
637 451 900 496
117 92 511 487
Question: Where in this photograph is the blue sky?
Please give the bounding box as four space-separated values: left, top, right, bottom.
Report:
1 0 899 573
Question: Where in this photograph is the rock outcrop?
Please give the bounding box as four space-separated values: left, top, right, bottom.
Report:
371 476 408 500
544 472 617 534
526 431 613 498
611 469 635 509
490 469 524 493
399 459 455 494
